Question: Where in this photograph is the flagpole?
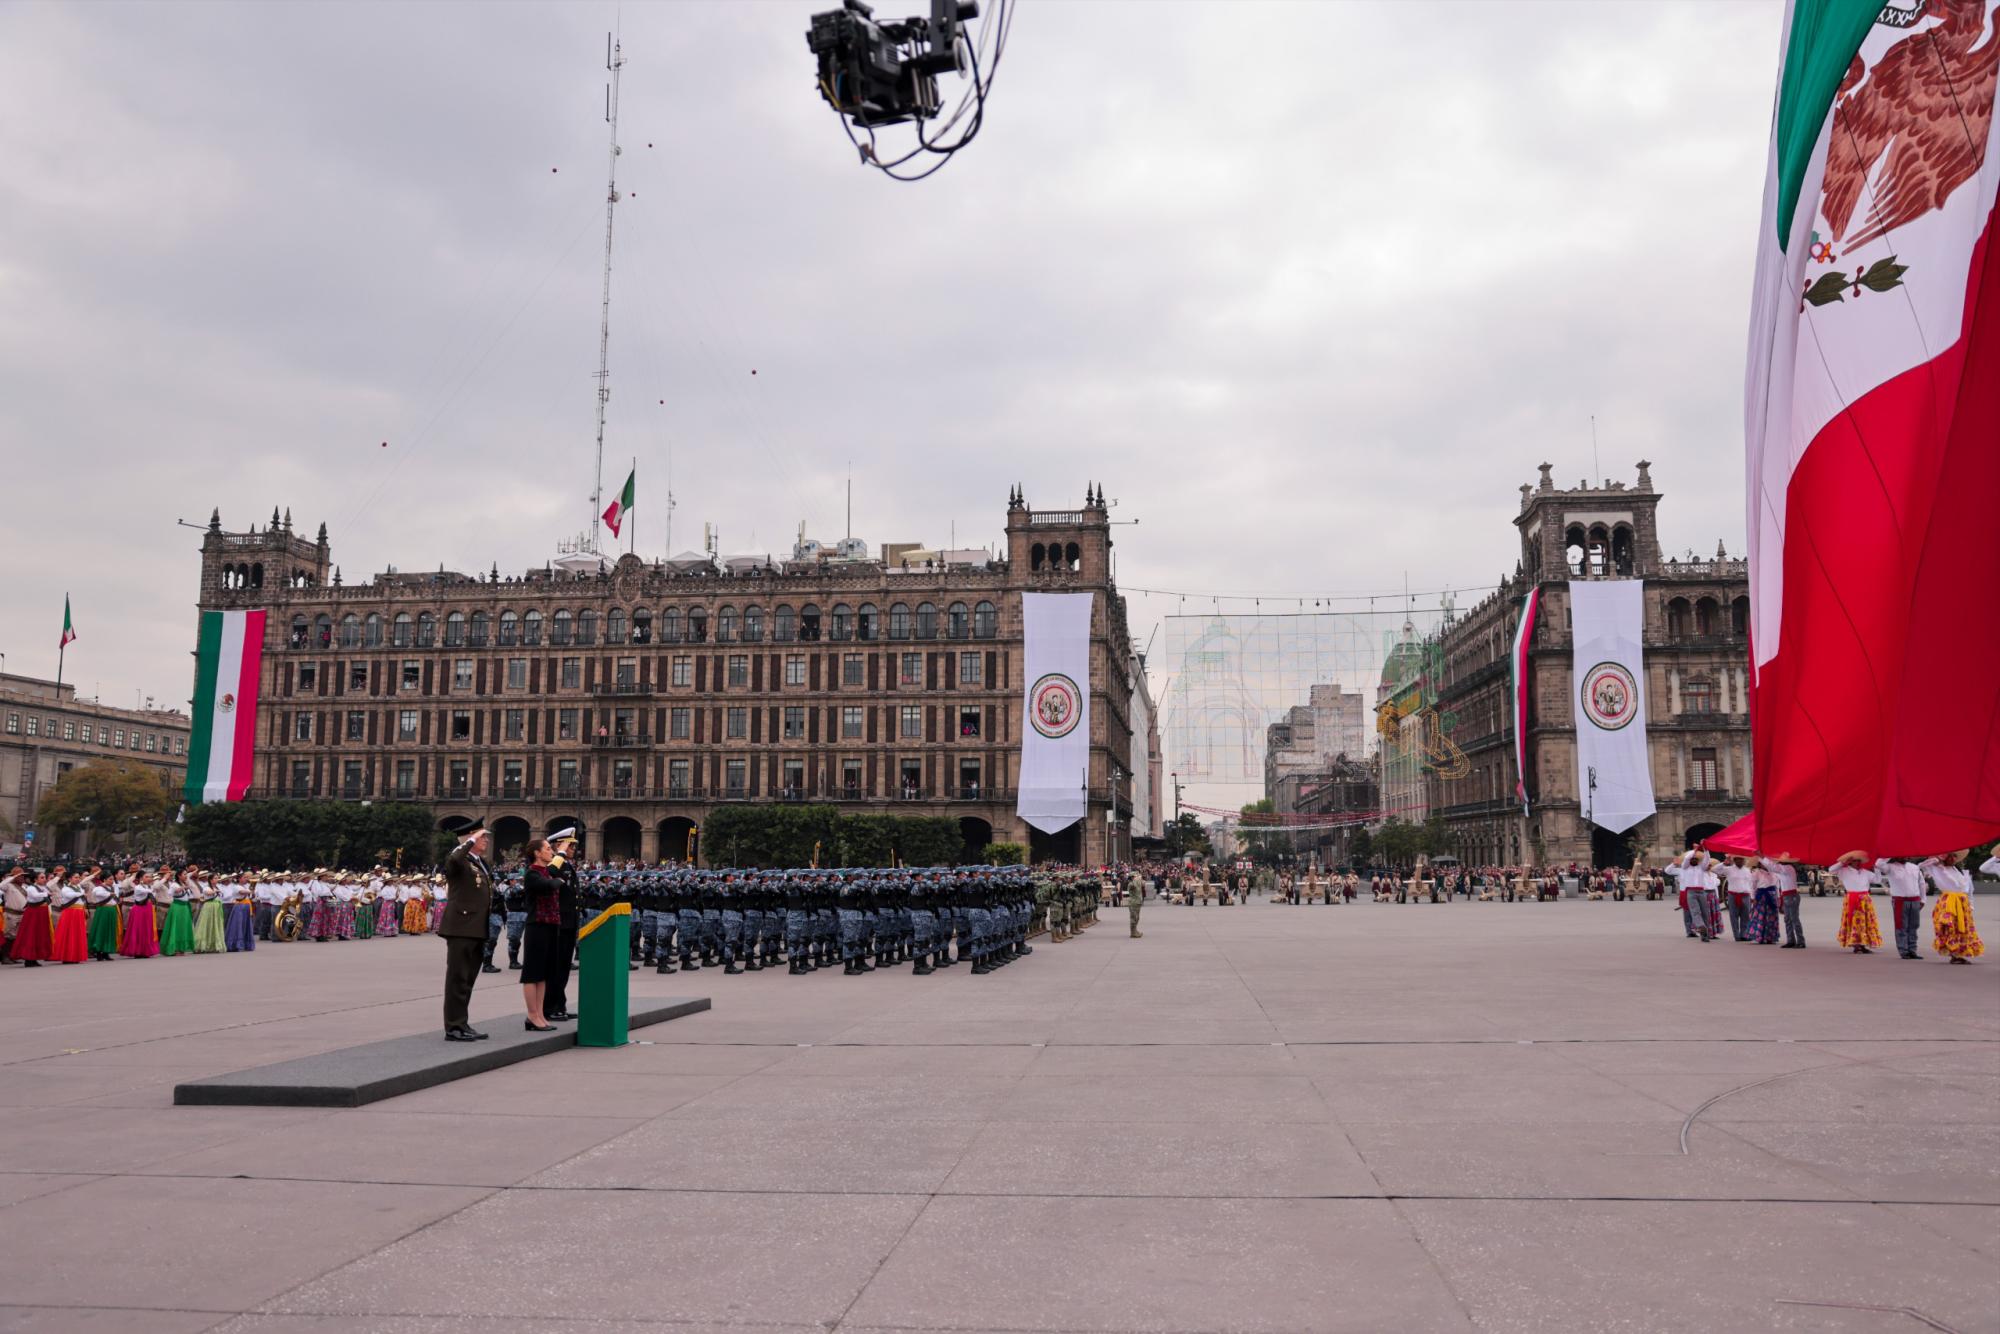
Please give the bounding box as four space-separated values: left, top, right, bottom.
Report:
629 456 636 556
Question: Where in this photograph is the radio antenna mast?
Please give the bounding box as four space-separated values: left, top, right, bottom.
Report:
589 32 625 553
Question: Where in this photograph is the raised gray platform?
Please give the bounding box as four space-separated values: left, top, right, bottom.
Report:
173 996 711 1108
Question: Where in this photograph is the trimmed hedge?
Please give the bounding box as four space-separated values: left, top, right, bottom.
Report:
700 804 966 868
181 801 445 871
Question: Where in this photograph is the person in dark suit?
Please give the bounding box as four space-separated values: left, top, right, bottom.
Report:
517 837 562 1031
439 818 496 1041
542 829 582 1022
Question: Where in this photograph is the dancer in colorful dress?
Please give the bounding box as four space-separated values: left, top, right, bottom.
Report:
86 868 121 961
12 870 55 966
373 870 398 937
51 870 89 964
120 872 161 958
1925 852 1983 965
1746 857 1781 945
158 871 196 956
402 876 430 934
192 870 227 954
223 875 256 952
1832 852 1883 954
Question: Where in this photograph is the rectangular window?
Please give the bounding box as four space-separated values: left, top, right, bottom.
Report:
616 656 638 686
454 659 473 691
3 714 16 734
146 733 157 752
960 654 982 686
290 715 309 744
727 707 748 739
1690 747 1720 791
401 661 421 690
395 760 416 795
670 707 692 740
451 710 471 740
1682 678 1715 715
506 658 528 690
504 709 524 741
842 653 864 686
291 760 311 794
782 758 805 794
783 706 804 739
900 705 922 738
900 758 923 796
349 663 367 691
347 711 365 740
560 658 581 689
558 708 578 741
175 736 185 754
900 652 922 686
672 657 692 687
25 716 39 737
448 760 469 793
727 654 748 687
114 729 126 748
557 758 579 792
959 758 982 795
398 709 418 741
842 758 863 794
842 706 863 738
62 721 76 741
669 758 691 794
342 760 363 794
785 655 806 686
725 758 747 795
612 757 635 789
959 705 981 738
502 760 524 796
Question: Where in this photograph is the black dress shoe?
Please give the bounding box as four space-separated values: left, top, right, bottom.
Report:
445 1026 479 1042
545 1010 574 1022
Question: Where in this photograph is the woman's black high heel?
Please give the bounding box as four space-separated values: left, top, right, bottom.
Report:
525 1019 556 1032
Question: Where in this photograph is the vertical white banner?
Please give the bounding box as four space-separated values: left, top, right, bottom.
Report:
1018 592 1094 835
1569 580 1655 834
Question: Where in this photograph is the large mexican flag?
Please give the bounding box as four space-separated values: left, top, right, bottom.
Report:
1730 0 2000 863
186 609 266 805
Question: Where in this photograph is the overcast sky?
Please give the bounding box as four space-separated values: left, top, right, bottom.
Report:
0 0 1782 806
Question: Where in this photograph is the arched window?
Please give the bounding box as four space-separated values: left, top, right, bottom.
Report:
661 607 683 643
685 607 707 643
798 604 820 641
947 602 969 639
522 610 543 646
445 611 466 646
469 611 489 646
1665 598 1690 640
364 613 383 648
551 610 573 646
1694 597 1718 637
889 603 911 639
1730 596 1749 637
392 612 412 647
631 608 652 644
830 603 853 641
314 614 332 649
290 615 309 649
1064 542 1081 571
973 600 997 638
857 603 878 641
339 614 361 648
1565 525 1587 576
1030 543 1045 572
1586 525 1610 578
1611 526 1636 577
741 605 763 643
916 602 938 639
717 606 738 642
607 608 627 645
250 564 264 589
498 610 519 646
773 605 795 642
416 612 436 647
576 609 597 646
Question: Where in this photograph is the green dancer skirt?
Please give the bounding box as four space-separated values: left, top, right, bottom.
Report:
159 900 196 956
87 903 120 956
355 902 375 939
192 899 226 953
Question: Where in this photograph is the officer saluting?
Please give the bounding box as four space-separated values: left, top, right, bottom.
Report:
439 817 496 1042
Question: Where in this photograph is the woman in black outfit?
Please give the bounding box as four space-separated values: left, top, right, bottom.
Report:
518 838 562 1031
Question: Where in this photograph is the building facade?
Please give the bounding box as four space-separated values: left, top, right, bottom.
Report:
194 491 1149 866
1 673 192 858
1429 462 1752 868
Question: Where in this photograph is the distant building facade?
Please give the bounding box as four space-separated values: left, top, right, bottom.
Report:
0 673 191 858
193 492 1152 866
1430 462 1752 868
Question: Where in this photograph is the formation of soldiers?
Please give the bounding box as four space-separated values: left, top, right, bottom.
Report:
484 864 1109 978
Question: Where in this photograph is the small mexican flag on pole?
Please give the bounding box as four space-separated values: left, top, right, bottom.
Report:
602 467 635 539
59 594 76 649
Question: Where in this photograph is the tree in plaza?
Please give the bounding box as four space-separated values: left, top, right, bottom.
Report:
182 801 438 870
1373 817 1424 868
33 759 175 851
1237 799 1288 866
1420 815 1457 859
1347 824 1374 867
981 841 1027 866
1163 811 1209 859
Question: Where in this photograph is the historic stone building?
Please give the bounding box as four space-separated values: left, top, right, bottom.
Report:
1 673 191 859
1430 462 1752 869
193 491 1147 866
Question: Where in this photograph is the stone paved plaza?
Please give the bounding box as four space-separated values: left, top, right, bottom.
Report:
2 894 1996 1334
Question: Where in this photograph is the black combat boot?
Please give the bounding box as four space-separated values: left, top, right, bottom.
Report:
656 953 677 974
843 956 864 975
913 953 934 975
971 953 992 975
481 943 501 975
681 951 700 972
746 953 762 971
789 955 808 975
507 940 522 970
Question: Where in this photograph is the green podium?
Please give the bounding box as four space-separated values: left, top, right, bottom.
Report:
576 903 632 1047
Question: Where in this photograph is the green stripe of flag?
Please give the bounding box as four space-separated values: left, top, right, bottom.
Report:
185 611 221 804
1772 0 1880 249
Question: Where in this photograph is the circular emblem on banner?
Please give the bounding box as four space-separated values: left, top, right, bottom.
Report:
1579 662 1638 731
219 693 236 714
1029 673 1082 739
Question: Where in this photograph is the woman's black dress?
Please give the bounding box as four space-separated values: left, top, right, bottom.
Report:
519 865 562 985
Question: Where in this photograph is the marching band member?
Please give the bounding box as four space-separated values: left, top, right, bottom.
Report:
1832 852 1884 954
1923 853 1983 965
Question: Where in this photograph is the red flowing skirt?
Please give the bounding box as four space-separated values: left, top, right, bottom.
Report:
51 904 89 962
12 904 54 960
